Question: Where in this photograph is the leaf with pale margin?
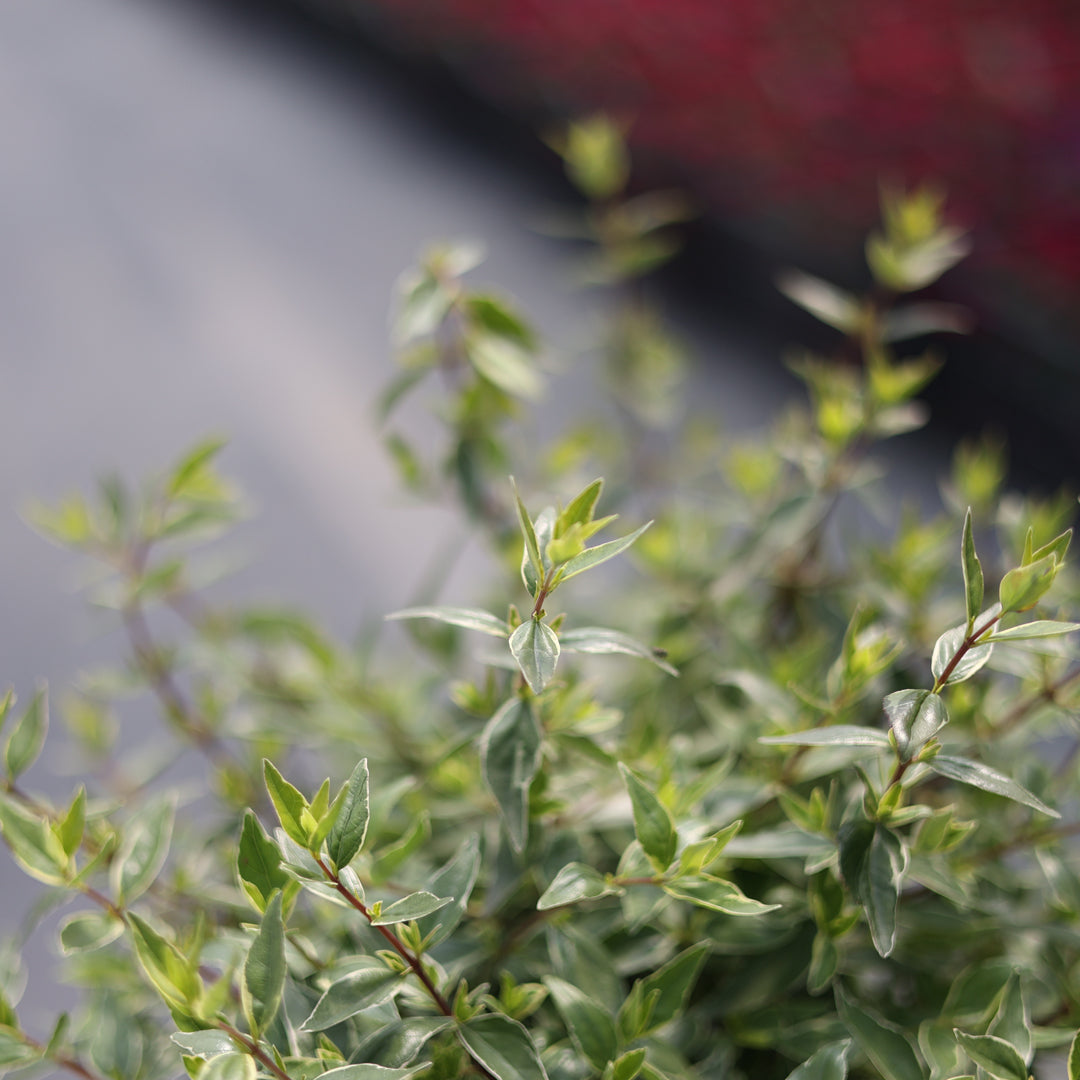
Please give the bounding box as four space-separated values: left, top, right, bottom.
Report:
760 726 890 748
353 1019 452 1070
636 943 709 1034
320 1065 431 1080
928 755 1059 818
784 1040 851 1080
618 763 677 870
385 607 509 638
1068 1028 1080 1080
58 911 124 956
370 891 451 926
961 510 983 629
467 333 543 400
237 810 291 912
326 758 370 870
663 875 780 916
509 618 560 694
263 760 308 846
170 1031 236 1059
953 1031 1027 1080
554 522 652 584
538 862 622 910
200 1053 256 1080
510 478 544 596
4 687 47 780
864 826 908 958
931 626 993 685
560 627 678 676
301 964 406 1031
244 892 285 1034
835 985 925 1080
458 1013 548 1080
885 690 948 762
776 269 860 333
480 698 541 852
111 796 174 905
415 835 481 947
544 975 617 1070
990 620 1080 642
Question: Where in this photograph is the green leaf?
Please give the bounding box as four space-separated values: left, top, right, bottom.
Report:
840 821 908 958
320 1065 432 1080
543 975 616 1070
785 1040 851 1080
467 333 543 400
635 943 709 1034
509 618 560 694
952 1031 1027 1080
352 1018 453 1069
57 785 86 858
244 892 286 1034
415 834 482 947
928 755 1059 817
930 628 993 686
457 1013 548 1080
4 687 47 779
326 758 370 870
808 934 839 996
128 913 200 1008
480 698 541 852
885 690 948 762
835 985 925 1080
370 890 452 925
776 269 861 333
170 1031 237 1059
999 554 1059 613
263 760 309 847
663 874 780 916
618 763 677 870
558 479 603 531
385 607 510 638
988 975 1031 1064
553 522 652 584
300 963 406 1031
58 910 124 955
511 479 544 595
111 796 174 905
237 811 291 913
167 438 228 499
466 294 537 350
1068 1028 1080 1080
560 627 678 676
760 726 891 748
0 791 69 884
0 1031 42 1070
990 620 1080 642
538 862 621 910
613 1048 648 1080
199 1053 256 1080
961 510 984 630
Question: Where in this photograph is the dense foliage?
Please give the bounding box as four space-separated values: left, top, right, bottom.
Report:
2 120 1080 1080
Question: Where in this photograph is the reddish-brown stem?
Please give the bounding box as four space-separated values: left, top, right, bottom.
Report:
217 1021 292 1080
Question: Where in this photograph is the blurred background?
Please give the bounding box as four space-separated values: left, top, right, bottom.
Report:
2 0 1078 1027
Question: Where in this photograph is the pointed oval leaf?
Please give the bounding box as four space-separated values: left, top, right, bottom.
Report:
467 333 543 400
4 688 48 779
385 607 510 638
554 522 652 584
509 619 560 694
263 760 309 846
538 862 621 910
245 892 286 1034
636 943 709 1034
170 1031 237 1059
835 986 925 1080
999 555 1058 613
952 1031 1027 1080
301 965 406 1031
480 698 541 852
785 1039 851 1080
988 975 1031 1064
618 763 677 870
961 510 984 629
559 479 603 530
199 1053 256 1080
885 690 948 762
510 479 544 596
237 811 291 913
457 1013 548 1080
543 975 617 1070
862 826 909 958
415 835 482 947
58 910 124 956
111 797 175 905
760 727 890 748
320 1065 432 1080
560 627 678 676
327 758 370 870
353 1017 453 1069
663 874 780 916
928 755 1059 818
990 621 1080 642
370 891 452 926
1068 1029 1080 1080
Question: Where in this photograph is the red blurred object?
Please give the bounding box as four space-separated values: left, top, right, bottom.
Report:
356 0 1080 305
